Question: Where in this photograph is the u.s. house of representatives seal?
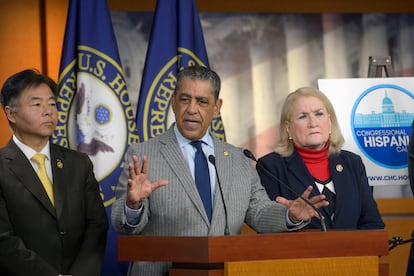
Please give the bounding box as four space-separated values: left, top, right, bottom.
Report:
53 46 138 207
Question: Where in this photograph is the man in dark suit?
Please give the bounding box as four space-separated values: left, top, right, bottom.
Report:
0 69 108 276
111 65 328 275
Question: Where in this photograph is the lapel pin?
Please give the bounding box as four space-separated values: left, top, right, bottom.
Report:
57 160 64 169
336 164 343 172
223 151 229 156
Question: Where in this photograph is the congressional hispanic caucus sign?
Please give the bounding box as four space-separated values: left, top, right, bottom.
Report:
318 78 414 186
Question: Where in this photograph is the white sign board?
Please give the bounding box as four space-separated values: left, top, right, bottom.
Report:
318 78 414 186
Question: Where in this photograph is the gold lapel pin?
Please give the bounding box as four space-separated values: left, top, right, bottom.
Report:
57 160 64 169
336 164 343 172
223 151 229 156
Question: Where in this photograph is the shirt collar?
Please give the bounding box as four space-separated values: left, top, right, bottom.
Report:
13 135 51 161
173 123 214 149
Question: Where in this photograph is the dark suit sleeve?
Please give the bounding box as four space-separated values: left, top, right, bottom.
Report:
256 154 282 200
406 230 414 275
351 154 385 229
67 155 108 276
408 120 414 196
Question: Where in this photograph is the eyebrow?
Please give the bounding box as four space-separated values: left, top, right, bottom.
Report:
299 108 325 113
29 95 57 101
179 92 208 100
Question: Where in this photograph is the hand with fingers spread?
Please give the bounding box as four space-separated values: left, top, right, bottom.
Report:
126 155 168 209
276 186 328 222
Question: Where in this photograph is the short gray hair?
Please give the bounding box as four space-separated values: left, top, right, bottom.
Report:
175 65 221 101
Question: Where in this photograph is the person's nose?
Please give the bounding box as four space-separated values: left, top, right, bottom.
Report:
308 115 317 127
43 104 54 116
186 99 198 114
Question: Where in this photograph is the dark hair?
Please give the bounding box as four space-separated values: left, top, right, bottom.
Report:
0 69 57 110
175 65 221 101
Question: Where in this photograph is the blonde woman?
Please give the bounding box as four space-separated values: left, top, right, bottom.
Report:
257 87 384 230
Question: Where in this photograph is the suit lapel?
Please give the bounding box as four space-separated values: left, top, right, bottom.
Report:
210 140 232 228
328 154 346 226
285 152 319 196
50 144 66 219
212 140 231 206
159 129 210 224
3 140 56 216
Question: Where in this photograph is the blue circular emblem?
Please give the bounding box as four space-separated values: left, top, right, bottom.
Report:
53 45 139 207
350 84 414 168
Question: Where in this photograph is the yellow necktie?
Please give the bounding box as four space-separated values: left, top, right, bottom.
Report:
31 153 55 206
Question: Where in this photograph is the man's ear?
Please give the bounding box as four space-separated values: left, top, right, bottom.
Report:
4 106 16 123
214 98 223 116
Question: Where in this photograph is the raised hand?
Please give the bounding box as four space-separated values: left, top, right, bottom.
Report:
126 155 168 209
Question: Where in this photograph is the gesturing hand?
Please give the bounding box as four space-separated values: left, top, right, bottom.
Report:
126 155 168 209
276 185 329 222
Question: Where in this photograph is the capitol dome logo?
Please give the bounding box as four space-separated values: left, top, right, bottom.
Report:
351 84 414 168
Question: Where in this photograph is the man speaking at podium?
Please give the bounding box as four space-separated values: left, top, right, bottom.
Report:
111 66 328 275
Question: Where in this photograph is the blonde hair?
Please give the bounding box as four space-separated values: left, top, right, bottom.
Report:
275 86 344 157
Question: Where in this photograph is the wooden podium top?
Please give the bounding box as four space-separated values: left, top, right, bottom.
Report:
118 230 389 263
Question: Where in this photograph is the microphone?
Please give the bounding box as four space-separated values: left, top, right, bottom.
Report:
243 149 327 232
208 155 230 235
389 236 413 251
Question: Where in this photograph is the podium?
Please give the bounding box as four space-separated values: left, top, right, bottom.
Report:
118 230 389 276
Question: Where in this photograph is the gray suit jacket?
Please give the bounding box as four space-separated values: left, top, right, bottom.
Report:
111 127 303 275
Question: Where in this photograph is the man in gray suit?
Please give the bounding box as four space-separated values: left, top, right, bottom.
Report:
111 65 328 275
